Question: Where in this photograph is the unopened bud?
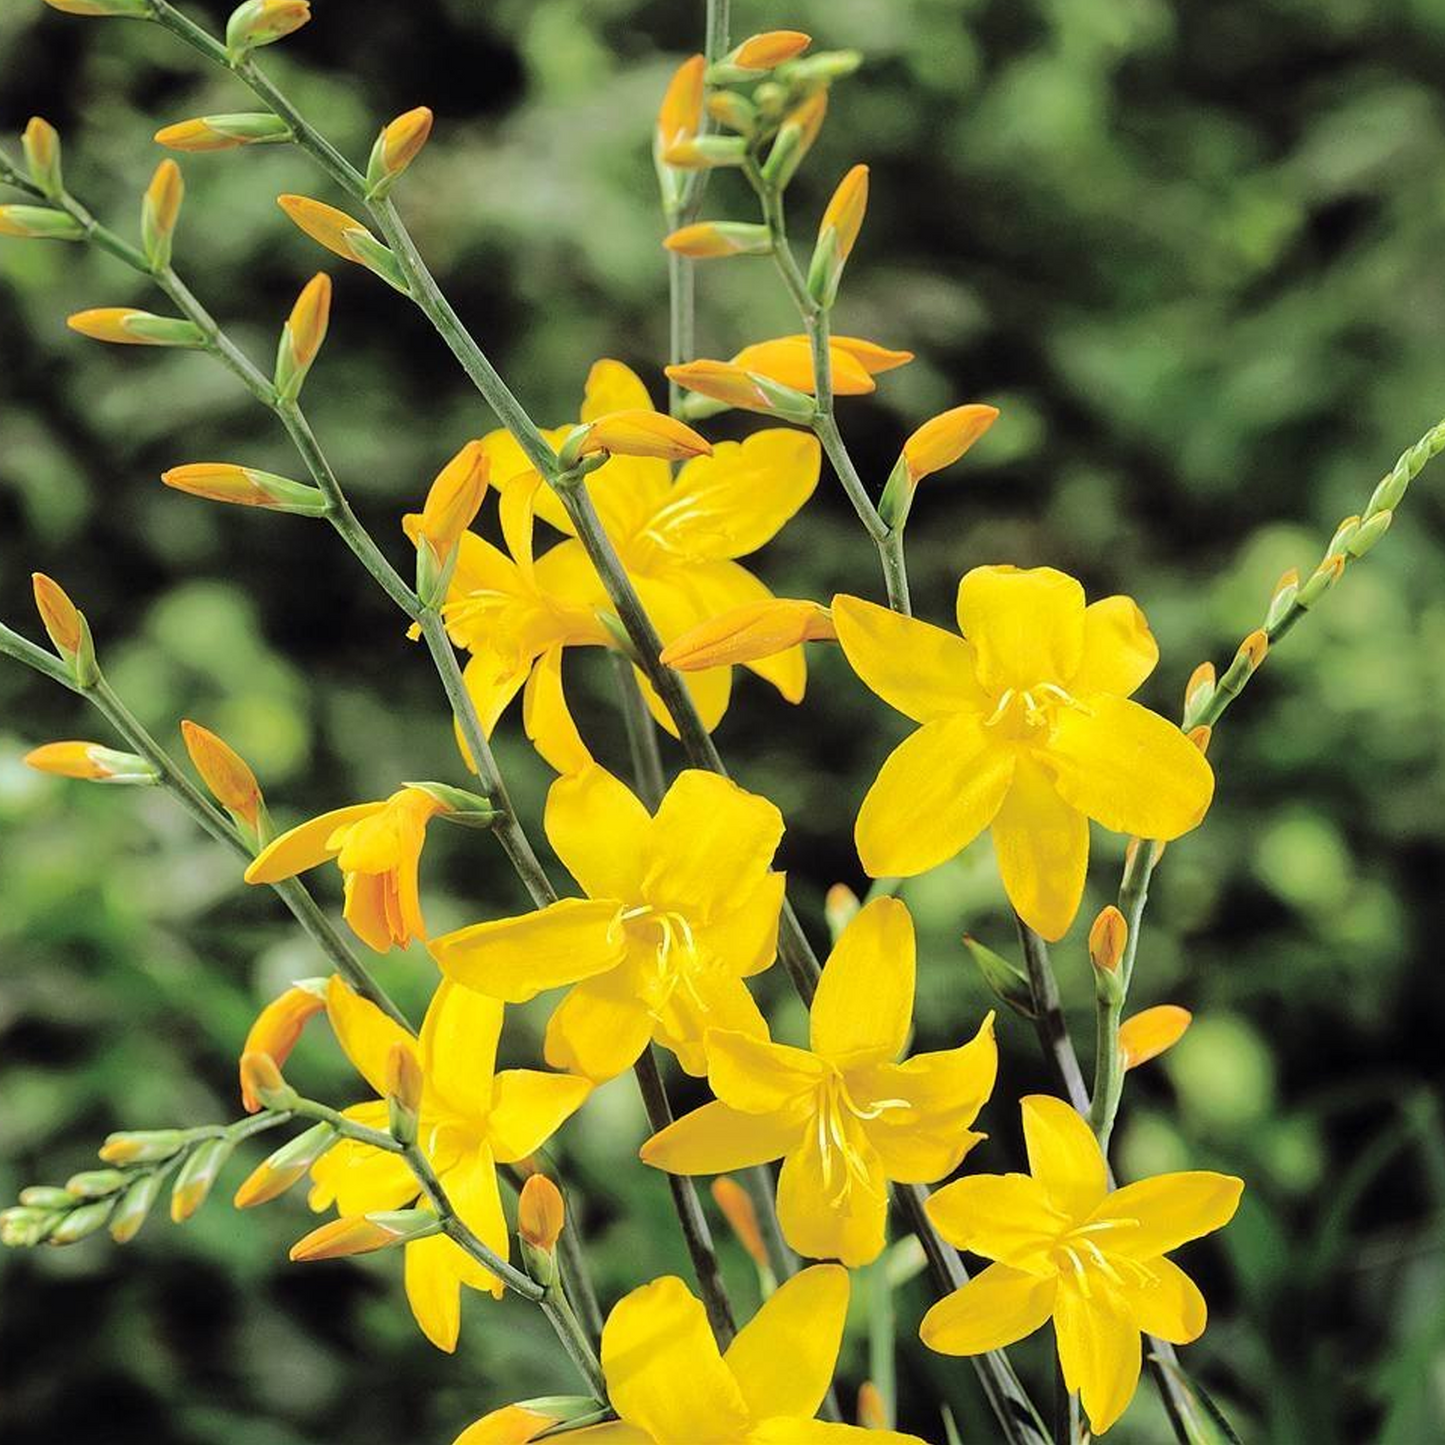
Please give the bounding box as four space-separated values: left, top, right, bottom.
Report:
47 1198 115 1245
774 50 863 87
43 0 153 16
142 158 184 269
0 205 84 241
367 106 433 198
239 1050 298 1113
1235 628 1270 672
277 195 408 292
182 719 266 839
661 598 834 681
99 1129 188 1165
289 1208 440 1261
880 404 1000 531
19 1187 77 1210
156 113 293 151
663 134 750 170
713 30 811 80
25 741 156 784
807 164 867 308
1119 1004 1192 1070
1346 509 1392 558
1 1206 59 1248
1088 905 1128 983
162 461 329 515
1187 724 1211 755
274 271 331 400
823 883 861 941
1182 661 1215 727
760 90 827 190
68 307 205 347
663 221 773 259
1264 568 1300 631
65 1169 130 1200
858 1381 889 1430
32 571 99 686
1295 554 1346 610
706 92 758 135
962 934 1037 1019
655 53 705 209
170 1136 236 1222
1327 515 1361 556
665 360 817 424
234 1121 337 1208
710 1177 768 1271
239 981 327 1110
226 0 311 57
23 117 63 197
518 1175 565 1254
108 1171 166 1244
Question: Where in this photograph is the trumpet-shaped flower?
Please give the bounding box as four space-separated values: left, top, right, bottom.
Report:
835 567 1215 940
642 897 997 1266
244 787 449 952
430 765 785 1082
920 1095 1243 1435
455 1265 926 1445
310 978 590 1351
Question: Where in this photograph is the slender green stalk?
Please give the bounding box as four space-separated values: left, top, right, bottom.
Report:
0 621 75 689
1015 916 1090 1114
867 1254 897 1428
610 652 667 810
666 249 696 418
554 1201 606 1345
1089 992 1125 1151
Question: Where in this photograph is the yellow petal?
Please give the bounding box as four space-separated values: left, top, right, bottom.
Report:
543 959 656 1082
557 1427 651 1445
653 431 820 560
544 764 650 901
1069 596 1158 698
706 1028 824 1115
459 652 530 746
1054 1279 1141 1436
955 566 1086 694
990 754 1090 942
636 653 732 739
652 970 769 1079
919 1261 1058 1355
852 1015 997 1183
723 1263 848 1420
1119 1004 1192 1070
831 594 989 723
923 1173 1064 1274
732 337 876 395
692 871 787 979
1043 695 1215 841
643 770 784 920
430 899 627 1003
421 980 504 1120
1087 1171 1243 1259
452 1404 563 1444
343 870 395 953
809 896 914 1064
486 1069 592 1162
325 976 414 1098
244 801 383 883
308 1106 418 1216
776 1113 889 1266
443 1145 510 1298
679 561 810 704
405 1229 465 1352
1022 1094 1108 1221
581 358 656 420
523 643 593 774
641 1099 801 1174
589 451 678 544
855 715 1014 878
750 1423 926 1445
1113 1256 1207 1343
601 1276 752 1442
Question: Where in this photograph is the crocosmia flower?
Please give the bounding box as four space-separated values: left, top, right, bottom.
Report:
835 566 1215 939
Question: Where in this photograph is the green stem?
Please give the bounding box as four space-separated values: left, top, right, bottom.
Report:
554 1203 606 1346
1015 916 1090 1114
867 1252 897 1428
0 621 75 689
610 651 667 810
666 247 696 419
1089 991 1125 1152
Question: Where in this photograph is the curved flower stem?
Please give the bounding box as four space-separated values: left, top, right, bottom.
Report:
609 652 667 811
634 1046 736 1346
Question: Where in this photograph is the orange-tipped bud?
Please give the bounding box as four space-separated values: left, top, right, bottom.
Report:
386 1041 424 1116
182 719 263 828
170 1136 234 1222
824 882 861 939
1187 724 1212 755
1119 1005 1193 1070
808 164 868 307
517 1175 566 1254
666 360 818 424
368 107 433 197
155 114 293 151
233 1120 337 1208
0 205 84 240
239 1050 294 1112
418 441 489 560
661 598 835 677
1184 661 1215 723
239 982 326 1110
901 404 1001 484
68 307 205 347
142 158 184 267
32 572 83 656
43 0 152 15
656 54 706 160
1237 629 1269 670
1295 553 1346 609
578 410 712 462
730 30 811 71
275 272 332 397
761 90 828 189
277 195 407 291
226 0 311 56
731 337 876 396
23 117 63 196
289 1209 438 1262
710 1176 768 1270
24 741 153 783
1088 905 1128 976
161 462 329 515
857 1381 889 1431
662 221 772 259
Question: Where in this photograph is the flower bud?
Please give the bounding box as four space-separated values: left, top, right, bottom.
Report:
65 1168 130 1200
367 106 433 198
823 882 860 941
19 1187 78 1210
108 1171 167 1244
1119 1004 1192 1070
386 1041 424 1145
47 1199 115 1245
666 360 817 424
453 1405 568 1445
961 934 1036 1019
234 1121 337 1208
226 0 311 57
518 1175 565 1254
170 1136 236 1222
661 598 834 679
1327 515 1361 556
728 30 811 72
858 1382 889 1431
710 1176 768 1270
273 271 331 400
731 337 878 396
155 113 293 151
572 410 711 464
1 1206 59 1248
277 195 408 292
43 0 153 15
760 90 827 190
99 1129 188 1165
1346 509 1392 558
142 158 184 269
807 164 867 308
775 50 863 86
239 1050 297 1113
182 719 267 839
25 741 156 784
32 571 100 685
879 404 1000 530
663 221 772 259
403 780 496 825
705 92 758 135
1089 905 1128 978
68 308 205 347
414 439 488 607
662 135 750 170
1187 724 1211 755
655 53 705 205
1235 628 1270 672
0 204 84 241
289 1209 440 1262
162 461 330 515
1182 661 1215 727
23 117 63 197
238 984 327 1113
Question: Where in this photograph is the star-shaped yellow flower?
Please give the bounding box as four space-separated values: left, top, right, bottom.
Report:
309 978 590 1352
835 566 1215 939
430 765 786 1082
641 897 997 1266
920 1094 1243 1436
245 786 449 952
455 1264 927 1445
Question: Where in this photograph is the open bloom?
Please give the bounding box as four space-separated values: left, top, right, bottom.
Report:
311 978 590 1351
920 1095 1243 1435
642 897 997 1266
245 787 448 952
835 567 1215 939
430 765 785 1082
456 1265 925 1445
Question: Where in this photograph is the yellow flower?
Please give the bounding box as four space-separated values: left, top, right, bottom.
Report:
244 787 449 952
835 567 1216 940
238 981 327 1112
455 1265 926 1445
304 978 589 1350
920 1095 1243 1436
659 596 835 680
731 333 912 397
481 360 820 744
574 408 712 462
416 440 489 565
431 765 785 1082
1118 1004 1192 1069
641 898 997 1266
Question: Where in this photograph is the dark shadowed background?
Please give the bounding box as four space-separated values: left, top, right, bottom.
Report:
3 1 1444 1441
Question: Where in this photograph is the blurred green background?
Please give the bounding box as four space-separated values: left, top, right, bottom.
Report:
3 0 1444 1441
